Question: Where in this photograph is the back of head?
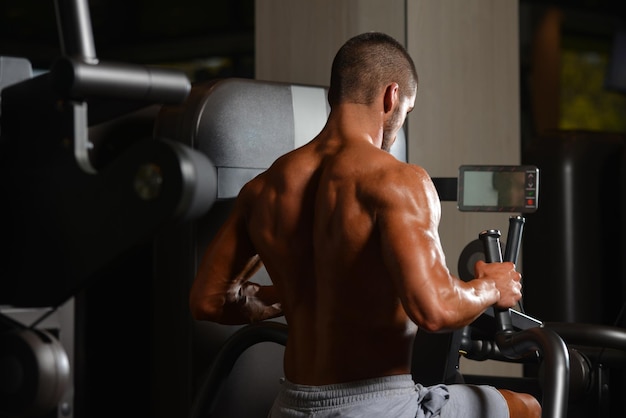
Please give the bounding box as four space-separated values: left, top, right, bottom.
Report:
328 32 418 107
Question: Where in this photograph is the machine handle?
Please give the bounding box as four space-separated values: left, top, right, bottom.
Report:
54 0 97 63
503 216 525 264
478 228 514 333
478 219 570 418
51 58 191 105
479 229 503 263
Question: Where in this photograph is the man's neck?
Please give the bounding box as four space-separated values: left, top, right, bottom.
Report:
325 103 384 149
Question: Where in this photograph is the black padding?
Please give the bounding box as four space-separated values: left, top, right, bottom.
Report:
158 79 295 170
190 322 288 418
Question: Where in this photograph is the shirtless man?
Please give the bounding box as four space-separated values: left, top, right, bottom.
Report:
190 32 541 418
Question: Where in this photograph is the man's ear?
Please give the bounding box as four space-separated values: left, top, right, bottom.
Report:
383 82 399 113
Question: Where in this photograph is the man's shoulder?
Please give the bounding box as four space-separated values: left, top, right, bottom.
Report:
360 159 435 208
368 156 431 188
390 160 429 179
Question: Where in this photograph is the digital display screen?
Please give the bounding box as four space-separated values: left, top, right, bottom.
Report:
458 165 539 212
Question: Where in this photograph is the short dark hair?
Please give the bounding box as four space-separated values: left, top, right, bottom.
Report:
328 32 418 107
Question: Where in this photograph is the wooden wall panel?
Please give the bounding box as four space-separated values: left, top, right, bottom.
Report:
255 0 406 85
407 0 520 276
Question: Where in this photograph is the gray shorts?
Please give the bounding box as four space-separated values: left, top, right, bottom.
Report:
268 375 509 418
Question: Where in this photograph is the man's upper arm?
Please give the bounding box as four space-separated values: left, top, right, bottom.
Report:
190 184 259 321
377 166 456 331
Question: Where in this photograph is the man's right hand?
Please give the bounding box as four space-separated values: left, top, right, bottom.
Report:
473 260 522 309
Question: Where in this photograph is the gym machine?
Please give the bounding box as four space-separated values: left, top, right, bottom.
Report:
413 171 626 418
1 0 216 416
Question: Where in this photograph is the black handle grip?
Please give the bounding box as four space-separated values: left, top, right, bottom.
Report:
478 229 514 333
479 229 503 263
503 216 525 264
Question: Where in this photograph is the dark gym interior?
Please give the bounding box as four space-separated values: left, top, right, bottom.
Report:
1 1 625 417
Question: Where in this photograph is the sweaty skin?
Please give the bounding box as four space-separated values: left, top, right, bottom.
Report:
190 82 539 417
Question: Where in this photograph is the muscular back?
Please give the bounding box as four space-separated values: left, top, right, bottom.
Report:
243 134 422 385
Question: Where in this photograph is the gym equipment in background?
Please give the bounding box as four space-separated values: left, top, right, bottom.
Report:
0 1 217 416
